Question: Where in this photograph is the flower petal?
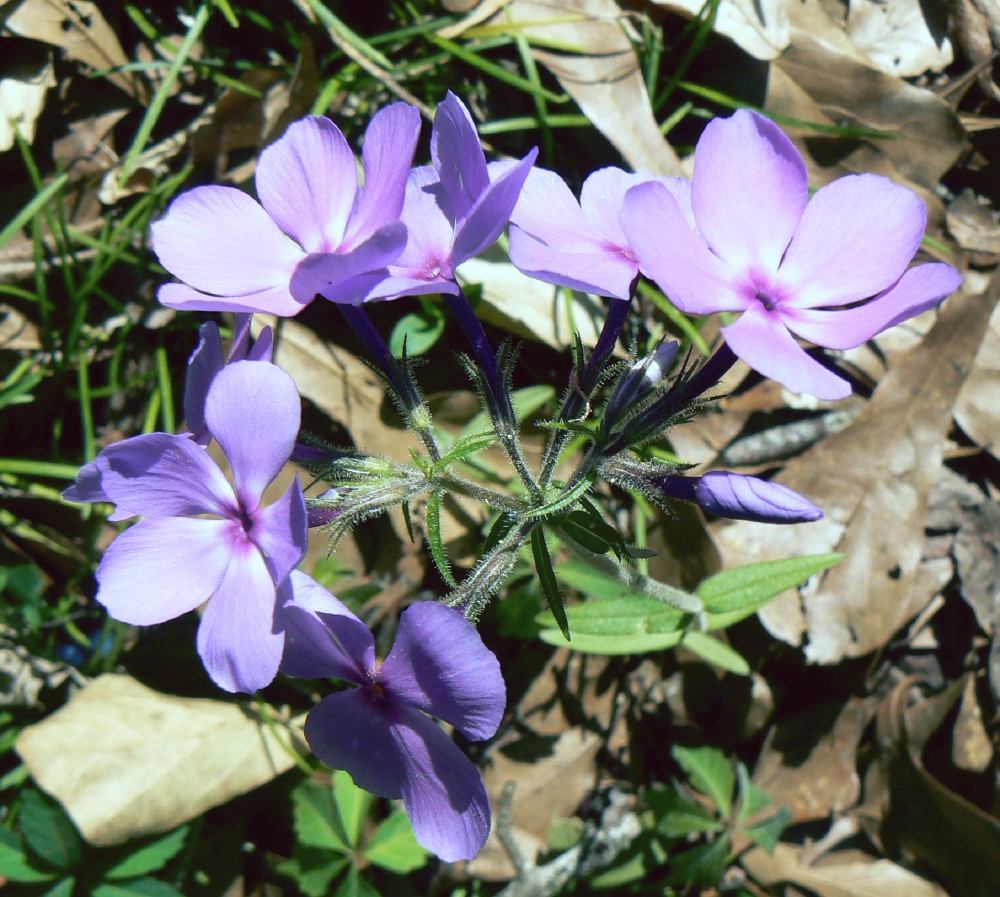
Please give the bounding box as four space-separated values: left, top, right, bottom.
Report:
252 478 307 583
777 174 927 309
343 102 421 248
196 545 284 693
205 361 300 508
580 168 689 246
452 148 537 266
782 263 963 350
393 705 492 862
255 116 358 252
431 91 491 221
508 226 636 299
294 223 408 305
157 282 310 318
621 181 747 313
67 433 235 519
691 109 807 273
151 186 303 296
380 602 505 741
509 166 593 246
305 689 404 799
721 305 852 400
184 322 223 442
96 517 233 625
281 571 372 683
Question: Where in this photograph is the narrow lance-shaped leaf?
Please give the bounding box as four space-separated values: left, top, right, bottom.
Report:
531 526 570 640
426 490 457 587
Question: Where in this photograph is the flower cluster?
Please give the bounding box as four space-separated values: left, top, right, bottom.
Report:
65 92 961 863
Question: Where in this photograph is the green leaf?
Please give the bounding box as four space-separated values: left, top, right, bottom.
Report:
555 561 635 599
523 475 594 520
664 835 731 887
735 762 772 820
332 770 372 850
291 780 350 852
42 878 75 897
531 527 569 641
431 430 494 472
426 490 457 587
20 790 82 872
389 306 445 358
277 850 350 897
539 628 685 654
93 878 186 897
0 828 58 882
698 554 843 628
646 788 722 838
364 810 427 874
672 746 735 818
333 864 381 897
105 826 188 880
681 631 750 676
460 384 555 438
559 516 615 555
744 807 790 852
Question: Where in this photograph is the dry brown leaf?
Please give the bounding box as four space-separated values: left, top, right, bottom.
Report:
952 675 992 773
2 0 141 100
15 674 304 845
955 293 1000 458
846 0 953 77
768 1 966 196
0 304 41 350
946 190 1000 258
712 277 997 663
753 697 878 823
650 0 791 60
743 844 950 897
502 0 683 175
458 250 603 348
0 46 53 151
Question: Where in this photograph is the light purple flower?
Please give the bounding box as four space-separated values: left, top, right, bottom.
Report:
656 470 822 524
620 109 963 399
367 91 537 299
509 166 692 300
282 573 506 862
152 104 420 315
64 361 307 693
184 315 273 444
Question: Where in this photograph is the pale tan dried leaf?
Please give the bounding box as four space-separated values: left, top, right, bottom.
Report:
847 0 953 77
2 0 141 99
649 0 791 60
0 303 41 350
458 250 603 349
955 299 1000 457
0 50 53 151
713 277 997 664
743 844 950 897
15 674 304 845
503 0 683 175
953 675 993 772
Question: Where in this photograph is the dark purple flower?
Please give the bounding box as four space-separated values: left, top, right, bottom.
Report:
366 92 537 299
152 105 420 316
656 470 822 524
604 340 679 426
620 109 962 399
64 361 307 693
282 573 506 862
509 166 692 300
184 315 273 444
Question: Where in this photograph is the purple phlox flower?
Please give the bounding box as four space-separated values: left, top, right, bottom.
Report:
620 109 963 400
63 361 307 693
366 91 537 300
184 314 273 444
152 104 421 316
282 572 506 862
509 165 693 300
656 470 822 524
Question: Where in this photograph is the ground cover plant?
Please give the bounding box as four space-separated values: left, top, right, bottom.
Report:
1 2 998 896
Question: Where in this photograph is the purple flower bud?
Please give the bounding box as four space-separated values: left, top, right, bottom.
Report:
307 489 345 527
604 340 678 429
656 471 822 524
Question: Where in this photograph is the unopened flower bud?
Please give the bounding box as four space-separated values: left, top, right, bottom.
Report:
655 470 822 524
605 340 679 429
